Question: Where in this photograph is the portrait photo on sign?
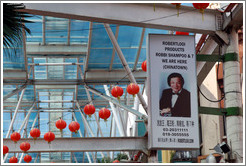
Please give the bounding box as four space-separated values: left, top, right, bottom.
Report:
159 72 191 117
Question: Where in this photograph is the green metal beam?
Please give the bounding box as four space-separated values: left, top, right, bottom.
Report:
196 54 223 62
199 107 242 116
199 107 226 115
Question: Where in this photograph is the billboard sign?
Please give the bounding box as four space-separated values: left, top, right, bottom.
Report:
148 34 199 149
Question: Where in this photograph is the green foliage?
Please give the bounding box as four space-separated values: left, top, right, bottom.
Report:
3 3 33 58
97 157 112 163
115 153 128 161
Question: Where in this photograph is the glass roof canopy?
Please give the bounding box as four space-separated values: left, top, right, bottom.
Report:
2 10 170 163
2 2 220 163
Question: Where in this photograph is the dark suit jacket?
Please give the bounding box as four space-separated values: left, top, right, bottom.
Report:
159 88 191 117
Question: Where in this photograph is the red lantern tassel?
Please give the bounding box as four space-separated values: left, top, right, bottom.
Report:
200 8 205 21
176 4 181 17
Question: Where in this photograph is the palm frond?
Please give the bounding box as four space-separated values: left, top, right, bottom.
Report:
3 3 33 59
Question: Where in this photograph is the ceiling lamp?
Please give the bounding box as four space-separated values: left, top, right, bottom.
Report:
69 121 80 133
10 132 21 143
192 3 210 20
9 156 18 163
175 31 189 35
24 154 32 163
84 104 96 117
20 142 31 153
44 131 55 144
3 145 9 155
111 86 124 101
127 83 140 98
30 128 41 142
55 119 67 132
141 60 147 72
99 108 111 122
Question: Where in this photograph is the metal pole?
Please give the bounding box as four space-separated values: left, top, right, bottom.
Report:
6 88 26 138
86 85 147 120
29 62 84 66
103 85 125 136
72 112 93 163
84 87 110 157
72 152 78 163
132 95 140 137
110 115 116 159
19 112 39 163
83 73 103 137
224 27 243 163
104 23 148 114
74 103 105 159
34 153 39 163
18 102 36 133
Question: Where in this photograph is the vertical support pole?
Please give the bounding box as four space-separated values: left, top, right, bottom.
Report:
132 95 140 137
72 112 93 163
103 85 125 136
34 153 39 163
4 88 27 162
6 88 26 138
224 28 243 163
104 23 148 114
18 102 36 133
19 112 39 163
110 115 116 159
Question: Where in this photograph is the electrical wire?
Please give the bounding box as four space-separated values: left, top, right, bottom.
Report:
197 85 225 103
197 46 225 103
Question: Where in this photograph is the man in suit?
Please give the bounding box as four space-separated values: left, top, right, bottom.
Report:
159 73 191 117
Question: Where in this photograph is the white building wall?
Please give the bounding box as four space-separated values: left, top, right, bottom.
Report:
199 64 224 155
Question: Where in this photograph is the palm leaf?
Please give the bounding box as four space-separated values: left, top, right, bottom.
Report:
3 3 33 59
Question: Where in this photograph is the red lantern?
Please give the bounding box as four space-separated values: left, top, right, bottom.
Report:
113 160 120 163
10 132 21 143
44 131 55 144
192 3 210 20
171 3 181 16
141 60 147 72
111 86 124 101
55 119 67 132
175 31 189 35
3 145 9 155
24 154 32 163
99 108 111 122
127 83 140 97
69 121 80 133
20 142 31 153
83 104 96 117
30 128 40 140
9 156 18 163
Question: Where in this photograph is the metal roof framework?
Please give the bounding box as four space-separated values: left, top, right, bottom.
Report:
2 2 243 163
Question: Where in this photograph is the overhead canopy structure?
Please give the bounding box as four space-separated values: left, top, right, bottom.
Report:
2 2 243 163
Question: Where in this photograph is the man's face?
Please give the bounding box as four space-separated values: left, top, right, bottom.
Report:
170 77 182 93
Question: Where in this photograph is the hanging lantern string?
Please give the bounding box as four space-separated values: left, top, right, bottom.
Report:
9 65 144 132
12 112 73 132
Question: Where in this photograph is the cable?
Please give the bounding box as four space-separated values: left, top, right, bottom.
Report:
197 46 225 103
197 85 225 103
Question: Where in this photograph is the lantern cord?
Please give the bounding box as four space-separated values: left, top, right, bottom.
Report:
116 70 135 84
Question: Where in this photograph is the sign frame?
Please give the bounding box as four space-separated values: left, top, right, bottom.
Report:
147 34 200 150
